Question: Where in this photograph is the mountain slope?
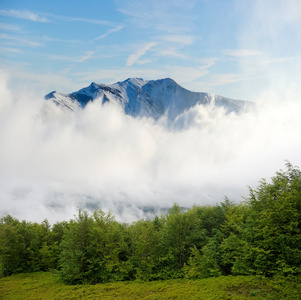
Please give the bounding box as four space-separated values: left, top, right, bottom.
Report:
45 78 255 120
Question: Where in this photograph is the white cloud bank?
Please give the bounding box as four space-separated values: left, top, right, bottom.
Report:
0 71 301 224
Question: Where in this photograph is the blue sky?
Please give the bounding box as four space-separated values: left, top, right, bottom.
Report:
1 0 301 100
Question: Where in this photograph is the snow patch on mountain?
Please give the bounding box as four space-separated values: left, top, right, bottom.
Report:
44 78 255 121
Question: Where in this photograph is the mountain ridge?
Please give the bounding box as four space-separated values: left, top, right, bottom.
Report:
45 78 255 120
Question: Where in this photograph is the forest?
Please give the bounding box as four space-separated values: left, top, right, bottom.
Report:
0 162 300 285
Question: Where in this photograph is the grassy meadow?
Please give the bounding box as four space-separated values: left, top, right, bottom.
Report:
0 272 300 299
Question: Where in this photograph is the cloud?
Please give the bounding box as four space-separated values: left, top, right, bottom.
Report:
51 51 95 63
151 35 196 60
155 48 187 59
0 47 23 54
0 33 44 48
1 68 300 224
260 56 297 65
197 57 218 69
53 15 112 26
0 9 48 22
0 9 120 27
207 73 245 87
126 42 157 66
0 23 20 31
73 68 164 83
159 35 195 45
41 35 80 44
43 13 117 26
95 26 123 40
72 63 213 87
187 71 272 99
223 49 261 57
116 0 195 34
165 65 209 83
1 65 80 95
78 51 95 63
228 0 301 100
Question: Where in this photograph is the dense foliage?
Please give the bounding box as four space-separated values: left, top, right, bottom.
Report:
1 162 300 284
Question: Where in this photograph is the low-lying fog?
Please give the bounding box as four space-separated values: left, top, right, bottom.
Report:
0 72 301 223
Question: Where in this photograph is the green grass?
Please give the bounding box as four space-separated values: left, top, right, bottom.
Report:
0 272 300 299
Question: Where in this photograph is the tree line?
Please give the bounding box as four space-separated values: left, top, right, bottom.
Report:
1 162 300 284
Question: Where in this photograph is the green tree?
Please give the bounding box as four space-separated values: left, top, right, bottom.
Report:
184 229 224 278
128 218 161 280
246 163 301 276
48 220 69 270
87 210 130 283
159 204 205 279
219 203 252 275
59 209 93 284
0 215 21 276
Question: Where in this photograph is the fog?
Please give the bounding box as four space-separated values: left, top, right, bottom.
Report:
0 70 300 224
0 0 300 223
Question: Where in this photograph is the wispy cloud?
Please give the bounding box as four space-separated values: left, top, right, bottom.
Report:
126 42 157 66
159 35 195 45
78 51 95 62
116 0 195 34
0 23 20 31
209 73 244 86
149 34 196 60
197 57 218 69
41 35 80 44
73 67 164 83
165 65 210 83
201 72 271 91
223 49 261 57
72 63 212 87
47 14 113 26
1 64 80 93
260 56 296 65
155 48 187 59
51 51 95 63
0 33 44 47
0 9 48 22
0 9 119 27
95 26 123 40
0 47 23 54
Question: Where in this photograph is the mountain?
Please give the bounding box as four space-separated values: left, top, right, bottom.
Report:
44 78 255 120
